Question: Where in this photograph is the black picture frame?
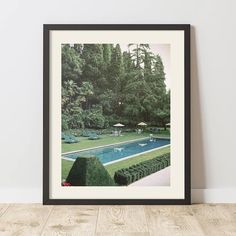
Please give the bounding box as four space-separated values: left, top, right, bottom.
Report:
43 24 191 205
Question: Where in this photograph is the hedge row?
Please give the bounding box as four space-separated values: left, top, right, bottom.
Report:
114 153 170 185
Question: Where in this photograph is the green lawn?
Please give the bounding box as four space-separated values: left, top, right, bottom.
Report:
62 159 74 181
62 131 170 153
61 145 170 180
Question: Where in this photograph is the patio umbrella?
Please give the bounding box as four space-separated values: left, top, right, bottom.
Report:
138 122 147 126
113 123 125 136
113 123 125 127
166 123 170 126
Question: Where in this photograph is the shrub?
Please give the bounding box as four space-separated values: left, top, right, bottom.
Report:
62 114 70 131
83 105 106 129
66 156 115 186
114 153 170 185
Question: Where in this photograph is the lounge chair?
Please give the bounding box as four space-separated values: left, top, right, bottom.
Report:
88 132 100 140
81 130 87 137
64 134 79 144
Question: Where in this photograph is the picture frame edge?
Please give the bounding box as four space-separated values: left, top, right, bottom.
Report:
43 24 191 205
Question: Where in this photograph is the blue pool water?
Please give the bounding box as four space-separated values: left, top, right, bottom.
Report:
63 138 170 164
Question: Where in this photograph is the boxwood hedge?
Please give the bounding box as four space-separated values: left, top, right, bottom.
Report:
66 156 115 186
114 153 170 185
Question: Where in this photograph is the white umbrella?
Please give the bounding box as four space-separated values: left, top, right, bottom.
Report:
113 123 125 127
138 122 147 126
113 123 125 136
166 123 170 126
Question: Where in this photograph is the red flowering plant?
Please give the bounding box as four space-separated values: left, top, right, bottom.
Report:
61 180 71 186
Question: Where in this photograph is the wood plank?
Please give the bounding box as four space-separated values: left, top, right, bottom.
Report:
0 204 52 236
145 205 204 236
192 204 236 236
0 204 9 217
96 205 148 234
0 204 235 235
221 204 236 222
41 205 98 235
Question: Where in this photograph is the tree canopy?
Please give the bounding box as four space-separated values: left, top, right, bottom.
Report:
61 44 170 131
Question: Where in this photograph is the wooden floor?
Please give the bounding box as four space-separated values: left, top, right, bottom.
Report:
0 204 235 235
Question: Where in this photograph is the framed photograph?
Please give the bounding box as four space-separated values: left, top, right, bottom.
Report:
43 24 190 204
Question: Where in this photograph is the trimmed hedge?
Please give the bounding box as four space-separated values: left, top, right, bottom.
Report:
114 153 170 185
66 156 115 186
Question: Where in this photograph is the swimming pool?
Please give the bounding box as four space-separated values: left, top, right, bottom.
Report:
62 138 170 165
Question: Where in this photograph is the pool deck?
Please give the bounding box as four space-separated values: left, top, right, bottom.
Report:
129 166 170 186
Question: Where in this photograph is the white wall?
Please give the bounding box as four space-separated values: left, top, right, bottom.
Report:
0 0 236 203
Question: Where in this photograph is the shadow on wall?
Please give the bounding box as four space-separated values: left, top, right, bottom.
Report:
191 26 206 191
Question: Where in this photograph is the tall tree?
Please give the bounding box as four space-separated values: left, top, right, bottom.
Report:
109 44 124 86
128 44 150 69
62 80 94 130
81 44 104 86
81 44 105 106
147 54 168 126
108 44 125 116
152 54 166 90
102 44 112 64
61 44 84 82
143 50 153 77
